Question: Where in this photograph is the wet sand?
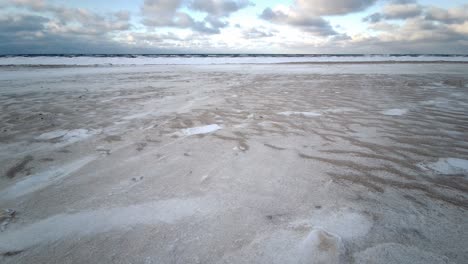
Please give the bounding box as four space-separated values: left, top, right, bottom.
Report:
0 63 467 263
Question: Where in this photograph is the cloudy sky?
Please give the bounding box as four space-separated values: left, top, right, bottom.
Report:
1 0 467 54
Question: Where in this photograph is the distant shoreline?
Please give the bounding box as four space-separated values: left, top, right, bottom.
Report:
1 61 467 68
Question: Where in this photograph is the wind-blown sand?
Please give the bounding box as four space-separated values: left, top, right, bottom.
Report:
0 63 467 263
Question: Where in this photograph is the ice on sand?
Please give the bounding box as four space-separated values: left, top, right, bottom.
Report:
279 111 322 117
181 124 222 136
36 129 98 144
419 158 468 176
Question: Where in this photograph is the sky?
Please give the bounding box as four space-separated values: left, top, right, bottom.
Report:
0 0 467 54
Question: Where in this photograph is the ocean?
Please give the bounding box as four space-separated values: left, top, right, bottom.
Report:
0 54 467 66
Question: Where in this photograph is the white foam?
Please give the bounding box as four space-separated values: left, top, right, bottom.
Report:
279 111 322 117
0 156 95 200
181 124 222 136
381 108 408 116
418 158 468 176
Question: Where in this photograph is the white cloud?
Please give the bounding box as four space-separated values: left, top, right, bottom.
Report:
0 0 467 54
260 7 337 36
425 5 468 24
141 0 252 34
294 0 377 16
189 0 253 17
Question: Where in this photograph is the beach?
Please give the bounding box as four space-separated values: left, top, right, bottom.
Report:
0 62 467 263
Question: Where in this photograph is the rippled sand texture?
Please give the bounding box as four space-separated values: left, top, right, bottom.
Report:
0 64 467 263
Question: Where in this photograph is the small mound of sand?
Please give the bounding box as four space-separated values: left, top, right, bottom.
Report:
290 209 373 240
300 228 344 264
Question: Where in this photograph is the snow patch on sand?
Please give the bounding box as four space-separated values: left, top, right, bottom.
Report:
290 209 372 240
381 108 408 116
279 111 322 117
0 156 96 200
62 129 98 143
0 196 214 252
36 129 99 144
324 107 355 113
278 108 355 117
36 130 69 140
181 124 222 136
418 158 468 176
122 111 156 120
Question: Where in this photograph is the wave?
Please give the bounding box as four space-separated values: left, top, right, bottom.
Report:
0 54 467 65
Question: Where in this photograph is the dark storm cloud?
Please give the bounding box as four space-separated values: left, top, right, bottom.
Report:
0 1 135 54
0 15 49 34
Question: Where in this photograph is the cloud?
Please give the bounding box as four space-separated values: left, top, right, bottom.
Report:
364 2 422 23
260 8 337 36
0 1 136 54
10 0 47 10
425 5 468 24
242 27 275 39
294 0 377 16
356 4 468 54
189 0 253 17
0 14 49 34
141 0 184 26
364 2 468 25
258 0 377 36
361 2 468 45
363 13 383 23
141 0 251 34
1 0 467 54
9 0 132 36
382 3 422 19
0 15 128 54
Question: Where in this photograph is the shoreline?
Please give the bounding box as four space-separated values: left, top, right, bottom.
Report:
1 61 468 69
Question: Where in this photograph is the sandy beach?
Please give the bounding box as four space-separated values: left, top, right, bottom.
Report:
0 63 467 263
